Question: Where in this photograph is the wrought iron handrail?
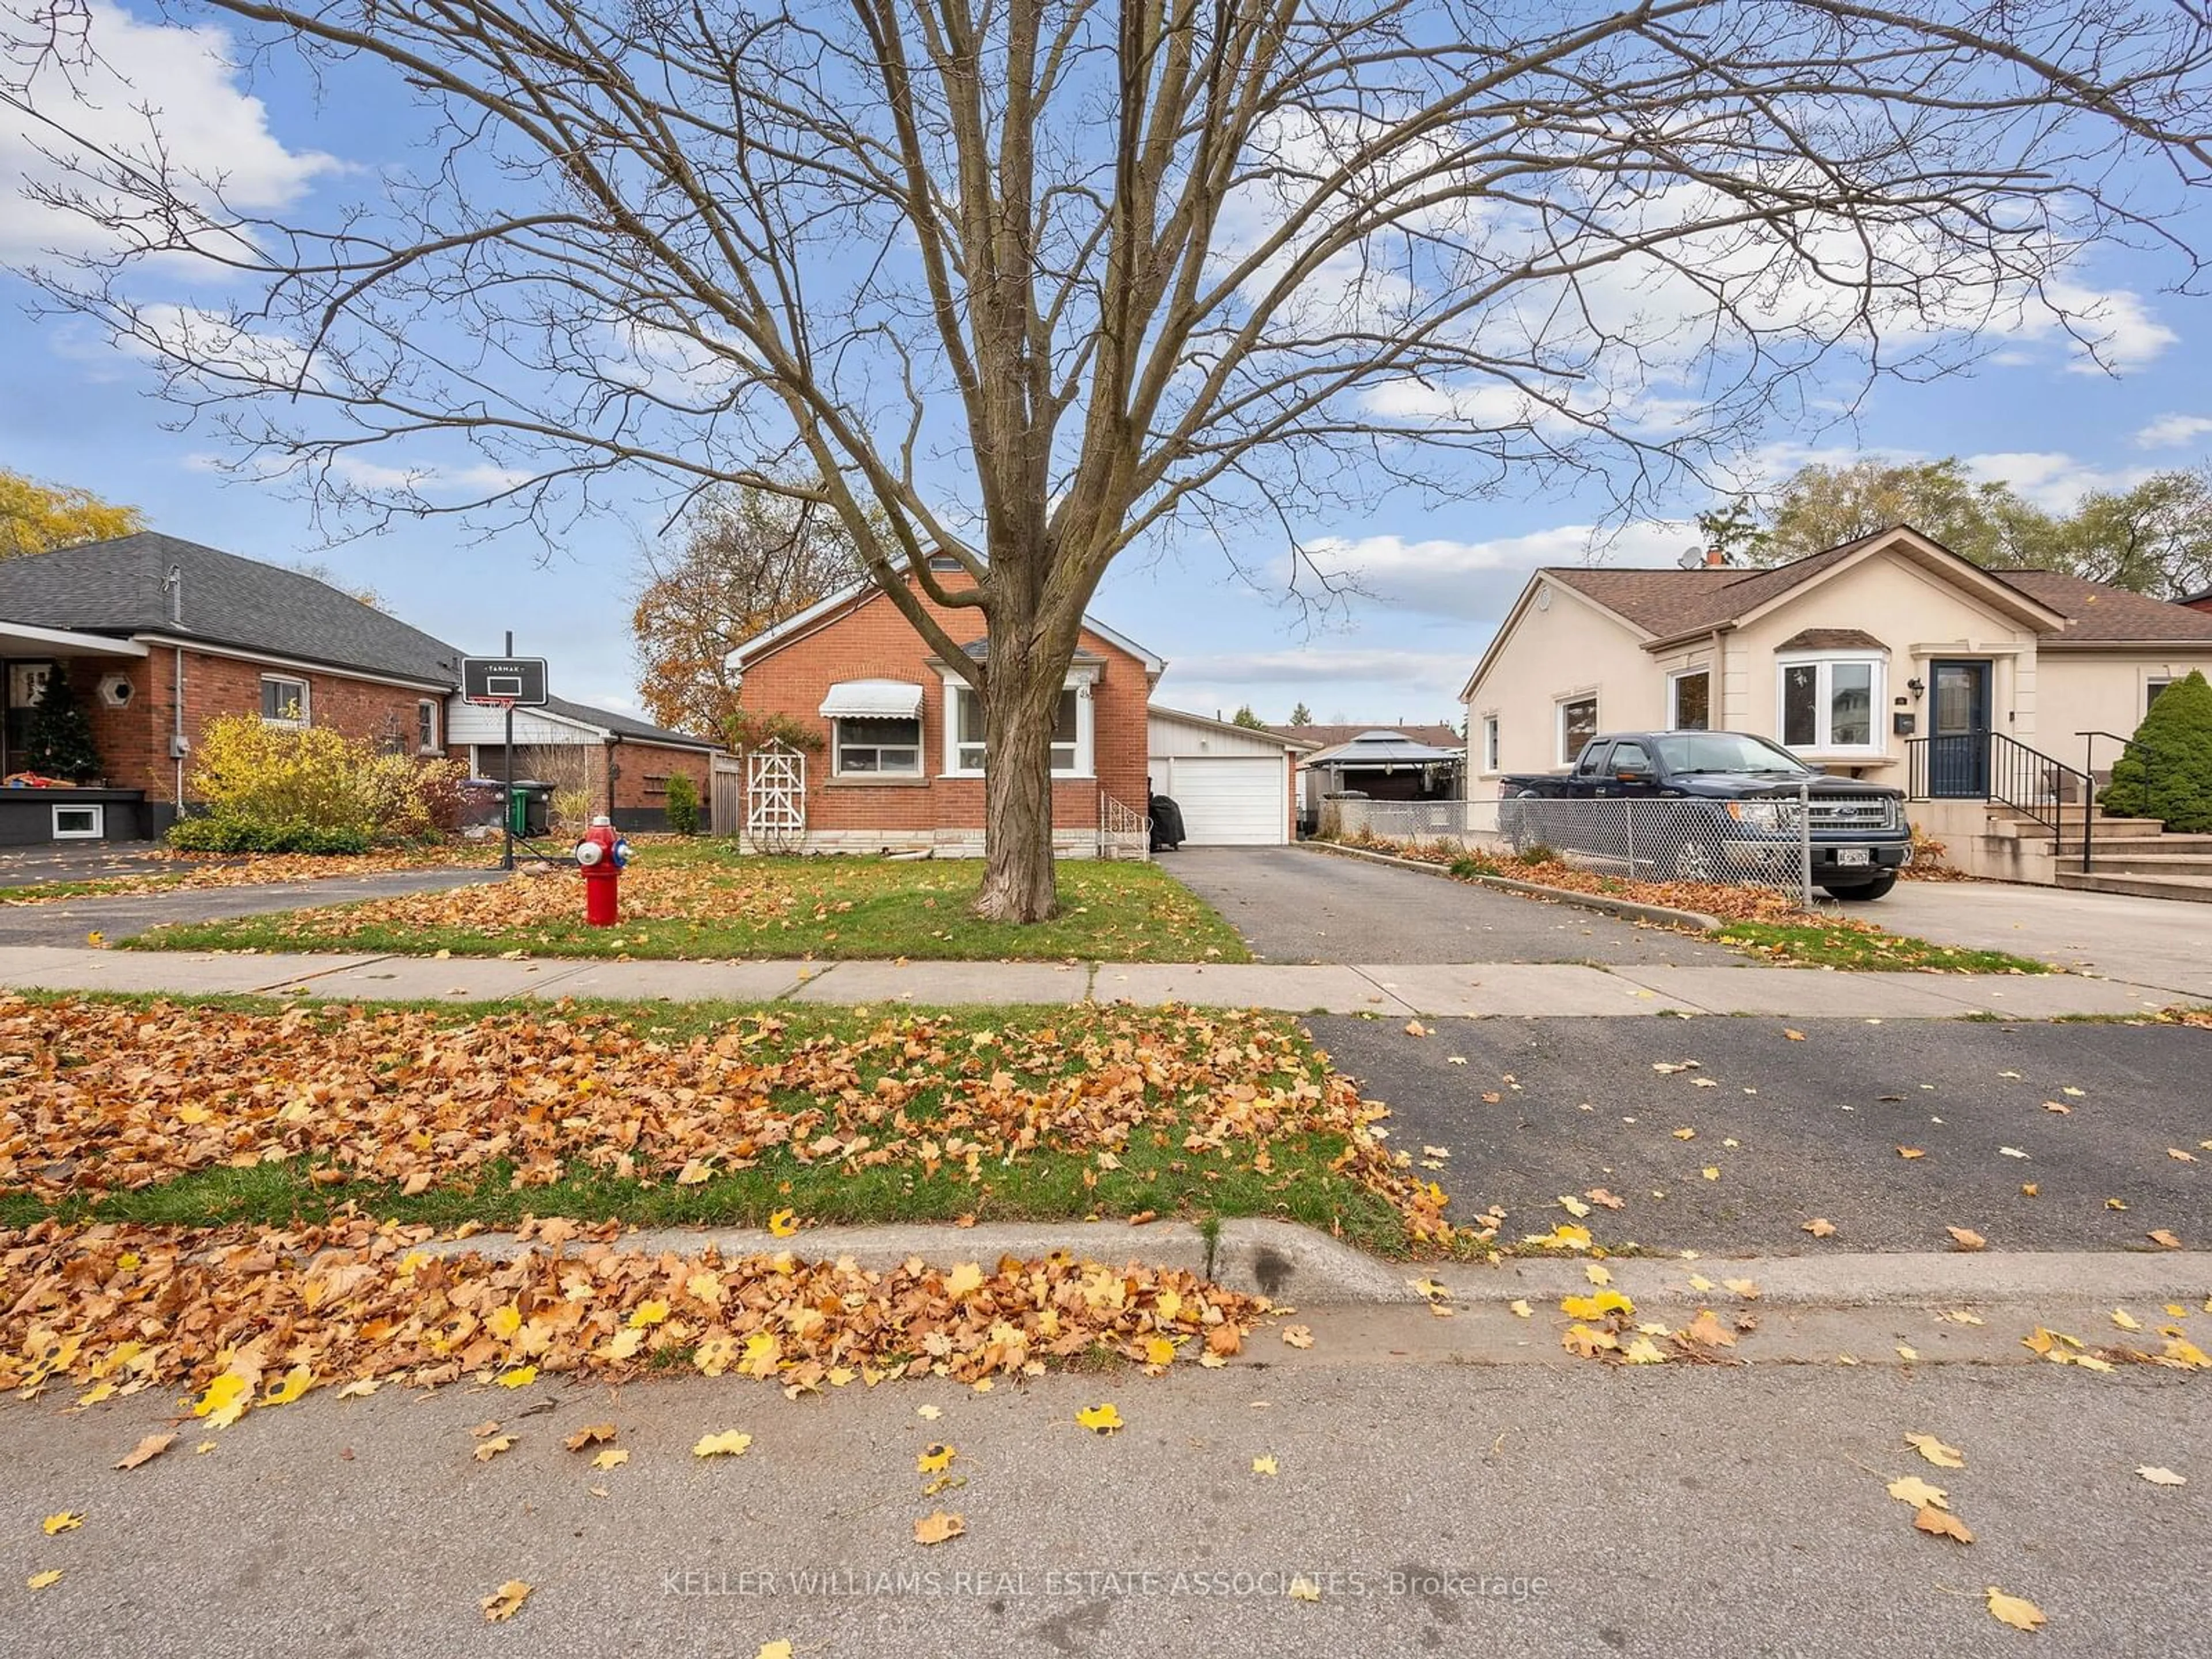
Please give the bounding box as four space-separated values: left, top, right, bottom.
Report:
1904 731 2095 873
2076 729 2163 823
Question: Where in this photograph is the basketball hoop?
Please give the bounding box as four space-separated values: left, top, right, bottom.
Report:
467 695 517 711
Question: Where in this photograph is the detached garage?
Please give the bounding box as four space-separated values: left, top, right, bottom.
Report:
1146 707 1309 845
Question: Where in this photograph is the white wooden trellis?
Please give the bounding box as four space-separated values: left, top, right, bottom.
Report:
744 741 807 854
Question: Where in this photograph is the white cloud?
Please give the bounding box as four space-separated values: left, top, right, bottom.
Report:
1307 521 1698 622
2 0 336 265
1959 450 2152 512
2135 414 2212 450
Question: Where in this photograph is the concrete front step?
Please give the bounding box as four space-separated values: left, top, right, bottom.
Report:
2054 869 2212 903
2042 835 2212 857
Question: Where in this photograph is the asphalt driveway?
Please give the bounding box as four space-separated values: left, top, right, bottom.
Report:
1870 880 2212 999
1309 1013 2212 1253
1163 845 1734 965
0 866 505 947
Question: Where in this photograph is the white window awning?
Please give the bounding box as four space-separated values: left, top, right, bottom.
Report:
819 679 924 719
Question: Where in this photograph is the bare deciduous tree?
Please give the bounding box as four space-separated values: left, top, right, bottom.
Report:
9 0 2212 916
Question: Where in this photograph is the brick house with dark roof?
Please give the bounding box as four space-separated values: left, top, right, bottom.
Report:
0 532 718 842
1460 525 2212 880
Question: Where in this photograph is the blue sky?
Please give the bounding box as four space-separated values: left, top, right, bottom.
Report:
8 2 2212 732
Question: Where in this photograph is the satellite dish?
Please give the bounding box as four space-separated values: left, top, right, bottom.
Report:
1677 547 1705 569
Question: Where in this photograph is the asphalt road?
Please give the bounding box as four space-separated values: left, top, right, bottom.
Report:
1164 846 1734 965
0 867 504 947
3 1360 2198 1658
1308 1014 2212 1252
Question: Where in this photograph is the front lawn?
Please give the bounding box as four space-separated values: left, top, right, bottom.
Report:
0 842 489 905
0 992 1438 1254
124 843 1251 964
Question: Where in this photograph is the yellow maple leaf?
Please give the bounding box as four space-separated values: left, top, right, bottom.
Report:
481 1580 532 1623
590 1449 629 1472
496 1366 538 1389
1986 1587 2045 1632
1287 1575 1321 1603
1076 1403 1123 1434
627 1300 670 1329
757 1645 794 1659
1887 1475 1948 1510
1622 1336 1668 1365
336 1379 380 1400
27 1570 62 1590
191 1373 250 1428
1584 1262 1612 1286
917 1444 955 1474
1560 1291 1634 1321
263 1365 314 1406
1915 1506 1974 1544
474 1435 516 1463
692 1431 753 1459
487 1305 522 1340
1508 1299 1532 1319
767 1209 800 1238
1906 1433 1965 1469
1281 1325 1315 1349
1252 1455 1278 1476
41 1513 82 1536
1143 1336 1176 1366
944 1262 984 1298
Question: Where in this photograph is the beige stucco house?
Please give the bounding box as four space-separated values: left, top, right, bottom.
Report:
1460 527 2212 879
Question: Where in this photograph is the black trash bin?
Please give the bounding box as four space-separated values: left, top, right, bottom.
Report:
1149 793 1186 851
506 780 555 839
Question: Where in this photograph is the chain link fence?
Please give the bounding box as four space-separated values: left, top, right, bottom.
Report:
1325 791 1868 902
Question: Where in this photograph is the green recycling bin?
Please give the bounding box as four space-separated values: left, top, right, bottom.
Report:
506 781 554 838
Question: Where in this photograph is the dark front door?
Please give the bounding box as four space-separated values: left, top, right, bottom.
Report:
1927 660 1991 798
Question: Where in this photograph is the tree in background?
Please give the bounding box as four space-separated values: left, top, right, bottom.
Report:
1 469 142 558
26 0 2212 917
283 559 387 612
1289 703 1313 726
1231 705 1267 730
20 671 101 781
631 488 864 738
1730 459 2212 598
2102 670 2212 831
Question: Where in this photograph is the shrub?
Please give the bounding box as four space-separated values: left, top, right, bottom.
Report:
2101 670 2212 832
173 714 465 850
664 772 701 835
168 816 373 854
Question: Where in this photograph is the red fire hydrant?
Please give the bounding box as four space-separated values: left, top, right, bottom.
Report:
574 815 630 927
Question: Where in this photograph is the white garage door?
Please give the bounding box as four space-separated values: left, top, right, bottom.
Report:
1159 756 1284 845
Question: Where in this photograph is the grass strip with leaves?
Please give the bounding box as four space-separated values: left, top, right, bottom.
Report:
0 994 1446 1252
1326 836 2053 973
0 842 492 906
122 843 1252 964
0 1217 1266 1425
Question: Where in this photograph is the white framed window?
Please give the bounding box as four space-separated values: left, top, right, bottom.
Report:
260 675 310 726
834 715 923 777
1556 694 1598 765
1778 656 1884 751
1480 715 1499 772
416 699 439 752
53 803 104 840
2147 677 2172 712
1668 669 1711 732
944 679 1092 777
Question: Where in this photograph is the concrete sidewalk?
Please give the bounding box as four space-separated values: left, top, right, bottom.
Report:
0 944 2192 1018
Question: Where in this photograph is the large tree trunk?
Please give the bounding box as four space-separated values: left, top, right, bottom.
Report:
973 637 1066 924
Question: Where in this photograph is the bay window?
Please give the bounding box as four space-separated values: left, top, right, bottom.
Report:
1778 656 1883 751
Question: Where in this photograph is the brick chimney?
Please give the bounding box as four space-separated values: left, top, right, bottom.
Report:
1703 547 1729 568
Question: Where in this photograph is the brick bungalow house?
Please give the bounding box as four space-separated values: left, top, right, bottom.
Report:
0 532 717 842
725 568 1165 855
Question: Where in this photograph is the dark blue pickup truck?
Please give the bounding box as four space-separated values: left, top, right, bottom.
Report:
1497 730 1914 899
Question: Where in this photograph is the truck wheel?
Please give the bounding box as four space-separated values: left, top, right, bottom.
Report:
1823 874 1898 901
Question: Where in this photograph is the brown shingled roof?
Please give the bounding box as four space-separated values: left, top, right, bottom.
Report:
1540 532 1888 638
1987 570 2212 645
1775 627 1887 651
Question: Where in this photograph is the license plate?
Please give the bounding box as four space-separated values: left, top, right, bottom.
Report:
1836 848 1871 866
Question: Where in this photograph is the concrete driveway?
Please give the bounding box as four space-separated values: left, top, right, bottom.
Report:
1162 846 1734 965
1310 1013 2212 1251
1863 880 2212 999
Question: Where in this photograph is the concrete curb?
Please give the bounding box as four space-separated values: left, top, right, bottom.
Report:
414 1217 1425 1307
1303 838 1724 933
